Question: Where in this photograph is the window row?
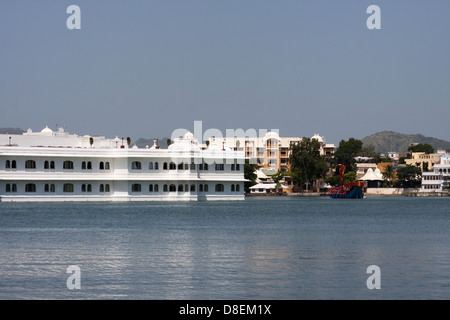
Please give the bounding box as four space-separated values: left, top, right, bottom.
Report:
133 161 241 171
423 185 440 189
4 183 241 194
4 183 110 193
5 160 111 170
131 183 241 193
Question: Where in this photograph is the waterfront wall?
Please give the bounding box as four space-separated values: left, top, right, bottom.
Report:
366 188 449 197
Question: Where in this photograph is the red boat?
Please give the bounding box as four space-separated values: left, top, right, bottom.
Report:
329 164 365 199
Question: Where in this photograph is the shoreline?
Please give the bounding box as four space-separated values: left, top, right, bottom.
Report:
245 191 450 198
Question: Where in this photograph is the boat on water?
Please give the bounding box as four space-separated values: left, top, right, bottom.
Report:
329 182 365 199
329 164 365 199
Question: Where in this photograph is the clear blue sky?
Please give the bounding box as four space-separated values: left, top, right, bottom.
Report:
1 0 449 144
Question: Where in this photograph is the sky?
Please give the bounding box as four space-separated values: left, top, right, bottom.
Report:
1 0 449 145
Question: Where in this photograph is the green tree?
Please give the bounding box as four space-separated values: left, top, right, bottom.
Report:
289 138 328 191
358 144 377 158
167 138 172 146
395 165 422 188
244 160 258 193
89 137 94 148
382 164 395 187
326 171 357 186
408 143 434 154
127 137 131 148
333 138 363 173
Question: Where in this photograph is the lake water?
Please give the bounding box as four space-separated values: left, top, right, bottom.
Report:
0 196 449 300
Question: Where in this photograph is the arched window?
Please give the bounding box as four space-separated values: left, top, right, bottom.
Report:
190 163 195 170
25 184 36 192
231 164 235 171
132 184 142 192
163 162 168 170
63 184 74 193
87 161 92 170
81 161 86 170
178 184 183 192
45 161 50 169
5 184 11 193
163 184 168 192
100 184 104 192
185 184 189 192
11 160 17 169
63 161 74 170
199 184 204 192
204 184 209 192
154 162 159 170
204 163 209 171
5 160 10 169
178 163 183 170
236 184 240 192
99 162 105 170
12 184 17 192
25 160 36 169
105 162 110 170
50 161 55 169
149 162 153 170
236 164 240 171
87 184 92 192
154 184 159 192
81 184 86 192
169 162 176 170
231 184 235 192
45 184 50 192
185 163 189 170
170 184 176 192
149 184 153 192
190 184 195 192
105 184 110 192
215 184 224 192
132 161 142 170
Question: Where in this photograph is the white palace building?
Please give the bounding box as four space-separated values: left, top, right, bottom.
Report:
0 127 245 202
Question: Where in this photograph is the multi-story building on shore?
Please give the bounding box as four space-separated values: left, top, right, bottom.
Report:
421 149 450 192
0 127 245 202
203 132 334 172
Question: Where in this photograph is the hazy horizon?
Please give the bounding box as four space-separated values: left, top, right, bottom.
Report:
1 1 449 145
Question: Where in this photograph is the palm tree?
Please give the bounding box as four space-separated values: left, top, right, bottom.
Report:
382 164 395 187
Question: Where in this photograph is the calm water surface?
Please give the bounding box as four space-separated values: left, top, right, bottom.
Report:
0 196 449 299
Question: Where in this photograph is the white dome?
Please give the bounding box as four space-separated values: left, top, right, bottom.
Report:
263 131 280 142
184 131 194 140
40 126 53 134
311 133 324 143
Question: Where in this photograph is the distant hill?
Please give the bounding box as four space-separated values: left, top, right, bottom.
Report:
0 128 25 135
361 131 450 154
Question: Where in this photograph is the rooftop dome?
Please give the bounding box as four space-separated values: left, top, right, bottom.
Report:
311 133 324 143
184 131 194 140
40 126 54 134
263 131 280 142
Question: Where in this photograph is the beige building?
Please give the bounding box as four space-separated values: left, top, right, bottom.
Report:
206 132 335 172
405 152 441 171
